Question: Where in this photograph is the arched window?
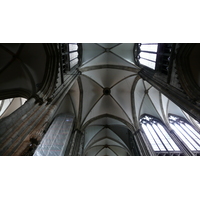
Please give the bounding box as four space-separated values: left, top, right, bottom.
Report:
33 114 75 156
140 115 182 155
169 115 200 154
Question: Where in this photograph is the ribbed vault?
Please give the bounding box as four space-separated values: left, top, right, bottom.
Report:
83 117 133 156
0 43 50 120
133 78 200 130
0 44 47 99
67 43 200 156
72 43 139 155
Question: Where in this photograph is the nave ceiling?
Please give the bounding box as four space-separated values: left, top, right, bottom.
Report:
67 43 200 155
67 43 200 156
1 43 199 156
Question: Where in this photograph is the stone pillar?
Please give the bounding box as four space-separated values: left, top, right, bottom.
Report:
139 69 200 123
0 69 80 156
68 130 83 156
78 132 85 156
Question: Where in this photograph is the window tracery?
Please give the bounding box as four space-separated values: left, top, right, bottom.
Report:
140 115 182 155
169 115 200 154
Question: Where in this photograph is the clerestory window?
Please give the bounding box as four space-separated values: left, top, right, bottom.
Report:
59 43 80 73
33 114 75 156
136 43 158 70
134 43 174 74
169 115 200 154
69 43 79 69
140 115 182 155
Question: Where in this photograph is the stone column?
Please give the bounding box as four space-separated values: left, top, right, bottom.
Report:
68 130 83 156
0 69 80 156
139 69 200 123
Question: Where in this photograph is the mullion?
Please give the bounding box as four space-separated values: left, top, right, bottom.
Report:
69 52 78 61
180 123 200 146
141 50 157 54
151 123 170 151
153 123 174 151
70 58 78 69
145 123 160 151
146 123 166 151
157 124 180 151
172 123 197 150
140 54 157 63
185 123 200 141
170 123 195 150
176 123 200 150
66 44 70 70
70 56 78 62
157 126 176 151
140 57 156 63
141 123 160 151
69 50 78 53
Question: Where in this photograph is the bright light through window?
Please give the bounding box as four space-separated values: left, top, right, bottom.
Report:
140 52 157 62
140 59 156 69
169 115 200 151
69 44 78 51
70 58 78 69
140 115 180 152
69 52 78 61
138 43 158 70
69 43 79 69
140 44 158 52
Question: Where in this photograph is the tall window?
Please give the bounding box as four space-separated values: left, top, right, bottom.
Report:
60 43 80 73
140 115 181 155
33 114 74 156
169 115 200 153
136 43 158 69
69 43 79 69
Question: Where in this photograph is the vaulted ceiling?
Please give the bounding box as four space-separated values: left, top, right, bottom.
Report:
68 43 139 155
0 43 47 99
1 43 198 156
68 43 200 156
